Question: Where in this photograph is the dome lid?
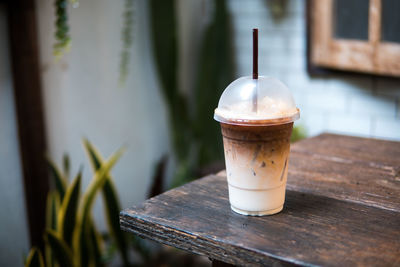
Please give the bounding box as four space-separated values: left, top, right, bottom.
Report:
214 76 299 126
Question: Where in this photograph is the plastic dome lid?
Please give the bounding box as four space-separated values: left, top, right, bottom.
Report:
214 76 300 126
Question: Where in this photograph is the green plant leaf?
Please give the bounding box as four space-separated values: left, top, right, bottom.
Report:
45 191 60 267
101 240 117 264
44 242 54 267
170 159 191 189
25 247 44 267
148 155 167 198
119 0 135 86
45 230 74 267
81 146 125 229
82 139 102 169
58 170 81 247
149 0 191 161
63 153 70 181
75 216 103 267
74 147 124 266
291 125 307 143
82 139 130 266
47 157 67 200
75 222 90 267
149 0 177 110
54 0 71 60
101 179 130 263
88 217 104 267
46 191 60 231
75 217 103 267
193 0 235 166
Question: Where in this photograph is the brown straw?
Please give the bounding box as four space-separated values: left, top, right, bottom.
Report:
253 28 258 79
252 28 258 112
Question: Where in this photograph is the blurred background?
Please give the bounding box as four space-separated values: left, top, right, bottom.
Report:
1 0 399 266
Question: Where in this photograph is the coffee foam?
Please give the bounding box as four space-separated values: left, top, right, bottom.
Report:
215 96 298 121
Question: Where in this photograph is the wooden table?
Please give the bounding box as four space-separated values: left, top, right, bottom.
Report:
120 134 400 266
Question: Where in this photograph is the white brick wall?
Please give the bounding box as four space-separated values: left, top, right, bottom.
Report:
229 0 400 141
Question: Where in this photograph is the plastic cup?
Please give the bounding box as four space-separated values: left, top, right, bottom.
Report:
214 76 299 216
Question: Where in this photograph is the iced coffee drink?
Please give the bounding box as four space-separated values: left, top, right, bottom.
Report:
214 76 299 216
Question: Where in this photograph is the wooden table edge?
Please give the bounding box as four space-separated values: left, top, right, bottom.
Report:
120 209 313 266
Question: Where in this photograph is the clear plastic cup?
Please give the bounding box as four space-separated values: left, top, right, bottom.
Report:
214 76 300 216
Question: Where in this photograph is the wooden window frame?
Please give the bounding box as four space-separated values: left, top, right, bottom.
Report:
309 0 400 77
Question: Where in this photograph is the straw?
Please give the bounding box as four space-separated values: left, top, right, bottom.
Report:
252 28 258 112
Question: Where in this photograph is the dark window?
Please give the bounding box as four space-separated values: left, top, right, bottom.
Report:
334 0 370 40
381 0 400 43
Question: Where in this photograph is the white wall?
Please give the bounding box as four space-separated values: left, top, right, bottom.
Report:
229 0 400 140
36 0 171 230
0 4 30 266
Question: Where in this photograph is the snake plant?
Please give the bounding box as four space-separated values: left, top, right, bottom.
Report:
150 0 236 187
25 140 136 267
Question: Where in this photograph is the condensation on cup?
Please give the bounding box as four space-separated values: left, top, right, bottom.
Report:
214 76 300 216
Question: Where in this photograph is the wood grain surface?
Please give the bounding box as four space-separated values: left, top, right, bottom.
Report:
120 134 400 266
288 134 400 213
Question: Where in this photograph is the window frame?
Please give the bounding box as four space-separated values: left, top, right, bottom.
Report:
309 0 400 77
